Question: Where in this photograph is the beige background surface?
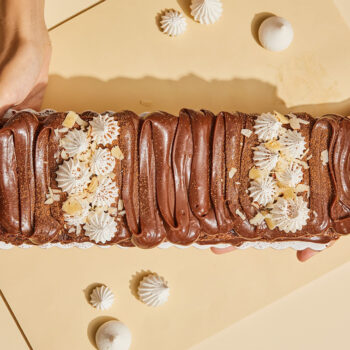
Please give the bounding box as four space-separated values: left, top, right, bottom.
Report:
1 0 350 349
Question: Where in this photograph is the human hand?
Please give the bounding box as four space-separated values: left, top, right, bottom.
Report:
0 0 51 116
211 241 335 262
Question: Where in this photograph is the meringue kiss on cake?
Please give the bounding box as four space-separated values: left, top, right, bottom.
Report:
0 109 349 251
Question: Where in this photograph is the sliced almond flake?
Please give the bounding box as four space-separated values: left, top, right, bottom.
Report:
58 127 69 133
68 227 75 234
251 202 259 209
228 167 237 179
265 202 275 209
62 111 78 128
296 184 310 193
235 209 246 220
241 129 253 137
119 210 126 216
321 150 328 165
111 146 124 160
54 129 59 137
264 140 281 151
61 150 69 160
265 217 276 230
62 198 82 216
300 148 309 160
235 181 241 185
44 198 54 205
52 189 61 194
108 173 116 179
75 115 89 127
249 167 262 180
118 199 124 211
282 187 296 200
306 154 313 161
289 116 301 130
313 210 318 218
294 159 309 169
274 111 289 124
53 195 61 202
76 225 82 236
288 115 309 129
249 212 265 226
88 176 99 193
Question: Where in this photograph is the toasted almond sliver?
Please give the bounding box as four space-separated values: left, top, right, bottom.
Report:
249 212 265 226
61 150 68 160
44 198 54 205
53 195 61 201
249 167 261 180
241 129 253 138
294 159 309 169
289 116 301 130
283 187 296 200
88 176 99 193
296 184 310 193
62 111 78 128
118 199 124 211
235 209 246 220
321 150 328 165
265 217 276 230
274 111 289 124
75 115 88 127
264 140 281 151
58 127 69 133
228 167 237 179
62 198 82 216
52 189 62 194
111 146 124 160
119 210 126 216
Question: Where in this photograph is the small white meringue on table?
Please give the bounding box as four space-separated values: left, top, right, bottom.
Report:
95 320 132 350
258 16 294 52
190 0 223 25
160 10 187 37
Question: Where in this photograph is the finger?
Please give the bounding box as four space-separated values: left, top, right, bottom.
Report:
297 248 319 262
12 43 51 111
211 246 236 255
0 44 42 108
14 81 47 111
296 240 336 262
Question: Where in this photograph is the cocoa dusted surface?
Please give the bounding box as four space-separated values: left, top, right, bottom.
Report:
0 110 348 248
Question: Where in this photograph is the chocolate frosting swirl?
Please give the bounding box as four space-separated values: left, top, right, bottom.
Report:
0 110 348 248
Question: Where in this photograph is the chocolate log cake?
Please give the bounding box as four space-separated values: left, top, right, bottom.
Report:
0 109 349 250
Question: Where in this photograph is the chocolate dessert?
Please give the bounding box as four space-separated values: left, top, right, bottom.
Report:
0 109 348 249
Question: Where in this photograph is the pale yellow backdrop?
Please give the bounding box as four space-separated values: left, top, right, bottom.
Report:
1 0 350 349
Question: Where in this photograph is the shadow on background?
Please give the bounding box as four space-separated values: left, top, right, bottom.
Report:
250 12 275 46
44 74 350 116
